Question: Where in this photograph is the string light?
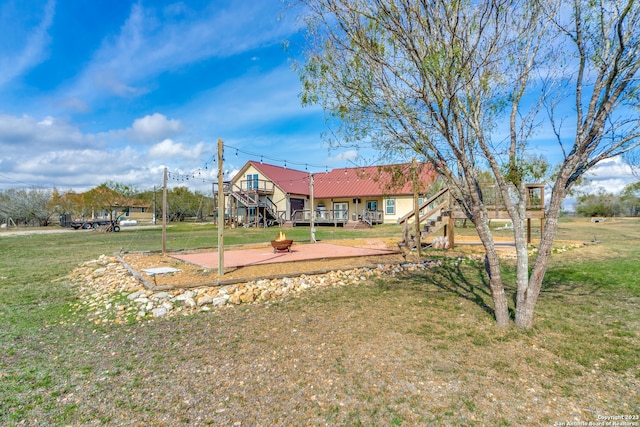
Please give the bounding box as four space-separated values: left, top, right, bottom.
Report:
222 143 329 172
166 141 368 189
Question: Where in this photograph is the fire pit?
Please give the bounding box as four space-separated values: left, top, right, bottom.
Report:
271 231 293 253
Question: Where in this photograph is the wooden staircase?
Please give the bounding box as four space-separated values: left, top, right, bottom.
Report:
420 214 449 237
343 220 372 230
225 183 283 226
397 188 451 249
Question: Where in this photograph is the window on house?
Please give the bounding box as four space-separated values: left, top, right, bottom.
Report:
385 199 395 215
246 174 259 190
366 200 378 211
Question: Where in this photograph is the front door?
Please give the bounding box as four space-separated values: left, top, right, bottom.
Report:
290 198 305 219
333 202 348 220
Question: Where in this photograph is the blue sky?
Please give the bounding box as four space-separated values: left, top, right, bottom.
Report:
0 0 353 193
0 0 636 199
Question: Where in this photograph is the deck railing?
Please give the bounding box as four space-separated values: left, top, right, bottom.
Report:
291 209 349 225
474 184 545 210
362 209 384 225
291 209 384 225
239 179 275 193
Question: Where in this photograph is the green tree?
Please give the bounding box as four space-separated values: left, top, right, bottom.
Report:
620 181 640 216
166 186 209 222
575 191 619 217
80 182 139 221
295 0 640 328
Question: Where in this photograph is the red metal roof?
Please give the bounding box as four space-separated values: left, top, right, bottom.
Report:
249 161 311 196
313 163 438 198
245 161 438 199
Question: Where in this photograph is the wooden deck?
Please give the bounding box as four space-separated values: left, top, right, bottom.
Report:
290 209 384 227
398 184 546 249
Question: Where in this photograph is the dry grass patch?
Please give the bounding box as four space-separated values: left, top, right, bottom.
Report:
1 218 638 426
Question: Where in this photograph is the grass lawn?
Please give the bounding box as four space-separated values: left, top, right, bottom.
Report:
0 218 638 425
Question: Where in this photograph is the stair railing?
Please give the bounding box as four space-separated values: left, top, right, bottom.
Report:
396 187 449 225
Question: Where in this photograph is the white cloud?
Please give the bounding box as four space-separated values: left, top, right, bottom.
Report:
0 114 88 150
2 145 154 191
148 139 207 161
131 113 183 142
97 113 186 145
0 111 205 192
328 150 359 163
582 156 636 194
16 148 130 175
37 116 54 126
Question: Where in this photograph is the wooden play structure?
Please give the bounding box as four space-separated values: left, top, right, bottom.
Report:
398 184 545 250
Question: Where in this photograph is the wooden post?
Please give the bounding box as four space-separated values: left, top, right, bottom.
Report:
412 158 421 257
527 218 532 244
448 215 455 249
217 139 224 276
212 182 215 224
153 185 157 225
447 190 455 249
162 167 167 254
309 173 316 242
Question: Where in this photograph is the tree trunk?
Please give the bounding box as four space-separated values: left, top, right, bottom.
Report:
514 185 566 328
511 193 533 329
475 218 511 327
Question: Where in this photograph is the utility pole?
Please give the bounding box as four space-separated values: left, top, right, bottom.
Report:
217 138 224 276
309 172 316 243
162 168 167 254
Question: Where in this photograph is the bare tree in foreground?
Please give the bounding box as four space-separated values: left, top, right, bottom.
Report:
295 0 640 328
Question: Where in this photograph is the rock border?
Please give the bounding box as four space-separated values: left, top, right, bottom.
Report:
66 254 449 324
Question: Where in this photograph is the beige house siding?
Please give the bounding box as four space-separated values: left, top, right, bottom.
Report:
229 164 308 222
96 206 153 222
298 195 418 224
124 210 154 222
383 196 415 224
321 197 353 221
313 196 420 224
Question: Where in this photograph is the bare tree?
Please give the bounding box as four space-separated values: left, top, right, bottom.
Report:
295 0 640 328
0 188 53 226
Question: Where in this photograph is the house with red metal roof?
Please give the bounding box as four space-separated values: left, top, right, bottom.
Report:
225 160 311 227
226 160 440 227
312 163 439 225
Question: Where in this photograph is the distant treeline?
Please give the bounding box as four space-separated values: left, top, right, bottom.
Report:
574 182 640 217
0 182 215 227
